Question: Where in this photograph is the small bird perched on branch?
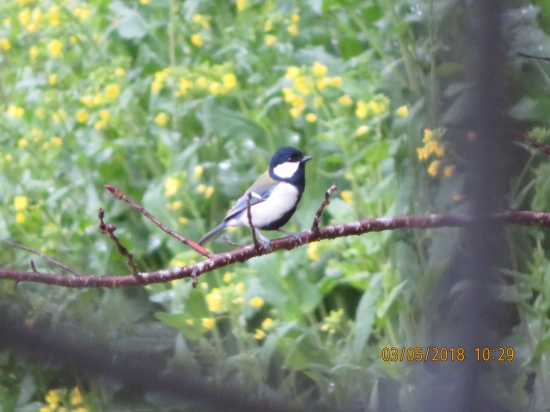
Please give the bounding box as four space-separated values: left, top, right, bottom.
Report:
198 146 312 248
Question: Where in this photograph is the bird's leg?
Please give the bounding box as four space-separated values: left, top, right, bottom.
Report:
255 229 272 249
277 229 302 244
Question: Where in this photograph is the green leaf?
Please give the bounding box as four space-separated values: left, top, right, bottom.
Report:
351 290 376 359
201 100 265 141
155 312 204 340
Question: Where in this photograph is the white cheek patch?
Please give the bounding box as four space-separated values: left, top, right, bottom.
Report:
273 161 300 179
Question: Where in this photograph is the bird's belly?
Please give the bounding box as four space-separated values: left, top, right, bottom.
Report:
229 183 299 229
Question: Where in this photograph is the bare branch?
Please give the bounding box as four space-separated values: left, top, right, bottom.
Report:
517 52 550 62
246 192 260 249
311 184 337 231
6 241 82 276
98 209 141 281
104 185 213 258
3 209 550 289
519 132 550 158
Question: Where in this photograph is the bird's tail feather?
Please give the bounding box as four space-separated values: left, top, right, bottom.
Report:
198 222 228 245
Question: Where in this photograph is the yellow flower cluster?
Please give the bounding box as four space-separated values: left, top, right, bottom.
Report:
321 308 344 334
40 387 87 412
282 62 342 119
7 105 25 118
355 96 388 119
192 14 210 29
416 128 452 177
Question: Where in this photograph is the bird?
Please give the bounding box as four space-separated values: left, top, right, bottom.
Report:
198 146 312 248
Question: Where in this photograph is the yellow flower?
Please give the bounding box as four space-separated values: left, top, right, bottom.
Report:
14 196 28 211
416 147 428 160
19 8 31 26
155 113 168 126
206 288 222 312
444 165 455 177
47 5 59 26
201 318 215 329
355 101 367 119
48 73 57 85
197 184 206 193
76 109 89 123
396 105 409 117
316 77 330 90
285 66 300 79
307 241 319 261
51 137 62 146
5 154 13 162
236 0 246 11
16 213 25 223
191 33 203 47
254 329 266 339
72 408 88 412
291 13 300 22
104 84 120 99
196 76 208 88
223 272 232 282
140 0 150 3
222 73 237 89
336 95 351 106
423 129 433 142
178 217 189 225
329 76 342 87
29 45 38 60
99 110 109 122
205 186 214 198
71 387 83 405
151 80 162 93
194 165 203 178
186 319 194 325
18 139 28 147
7 105 25 118
355 125 369 136
264 34 277 46
249 297 264 308
287 23 298 36
48 39 63 57
164 177 180 197
45 389 59 408
74 8 90 20
178 78 193 95
312 61 327 77
289 106 304 118
368 99 386 115
264 20 273 31
235 282 245 293
115 68 126 76
341 190 353 203
305 113 317 122
209 82 224 95
292 77 311 95
80 95 93 107
70 36 77 44
427 160 440 177
261 318 273 329
0 38 10 50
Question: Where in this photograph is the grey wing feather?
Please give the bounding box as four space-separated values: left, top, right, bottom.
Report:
224 189 267 222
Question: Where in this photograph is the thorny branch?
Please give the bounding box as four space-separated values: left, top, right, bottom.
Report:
311 184 337 230
3 209 550 288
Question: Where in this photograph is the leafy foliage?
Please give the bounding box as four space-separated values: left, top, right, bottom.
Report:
2 0 550 410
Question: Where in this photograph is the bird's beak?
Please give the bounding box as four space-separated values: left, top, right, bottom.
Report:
302 156 312 163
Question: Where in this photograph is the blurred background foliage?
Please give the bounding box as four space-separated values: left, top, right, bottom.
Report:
2 0 550 410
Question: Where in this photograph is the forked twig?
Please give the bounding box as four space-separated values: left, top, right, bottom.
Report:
5 241 82 276
104 185 212 258
98 209 141 280
311 184 338 230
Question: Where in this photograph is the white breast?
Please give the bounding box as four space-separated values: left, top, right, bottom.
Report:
227 182 299 228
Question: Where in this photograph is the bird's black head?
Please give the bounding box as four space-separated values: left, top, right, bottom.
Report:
268 146 312 187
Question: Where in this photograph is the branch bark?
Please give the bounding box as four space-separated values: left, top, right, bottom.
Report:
2 209 549 288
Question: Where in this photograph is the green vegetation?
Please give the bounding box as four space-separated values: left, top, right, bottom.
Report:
2 0 550 410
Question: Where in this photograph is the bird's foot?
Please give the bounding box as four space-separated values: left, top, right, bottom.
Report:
256 230 272 250
278 229 302 244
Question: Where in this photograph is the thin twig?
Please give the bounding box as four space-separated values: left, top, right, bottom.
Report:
311 184 338 230
517 52 550 62
104 185 213 258
98 209 141 281
5 241 82 276
246 192 260 249
519 132 550 157
222 237 244 248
